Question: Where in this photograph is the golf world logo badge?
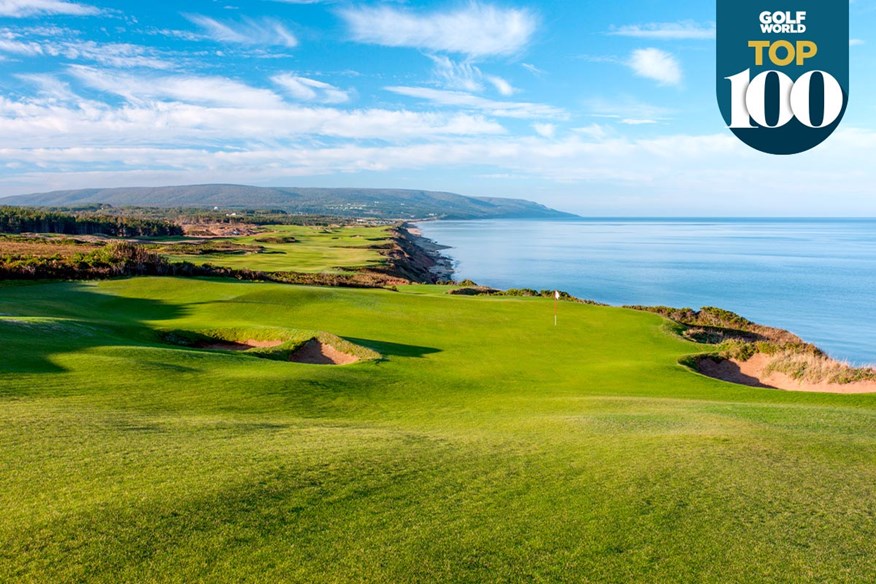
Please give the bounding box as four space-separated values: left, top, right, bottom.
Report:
717 1 849 155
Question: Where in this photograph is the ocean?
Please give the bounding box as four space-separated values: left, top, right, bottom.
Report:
417 218 876 365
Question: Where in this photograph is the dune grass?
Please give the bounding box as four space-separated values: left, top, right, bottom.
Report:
162 225 393 273
2 278 876 582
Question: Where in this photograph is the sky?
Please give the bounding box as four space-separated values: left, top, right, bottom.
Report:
0 0 875 215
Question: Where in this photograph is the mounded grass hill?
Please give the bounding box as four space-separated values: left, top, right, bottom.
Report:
0 184 578 220
2 278 876 582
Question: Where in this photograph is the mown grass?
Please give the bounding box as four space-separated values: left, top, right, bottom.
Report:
162 225 393 273
2 278 876 582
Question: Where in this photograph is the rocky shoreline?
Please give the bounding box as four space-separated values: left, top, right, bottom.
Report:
382 223 454 284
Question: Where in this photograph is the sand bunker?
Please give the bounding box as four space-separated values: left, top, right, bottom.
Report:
181 333 366 365
200 339 284 352
289 338 359 365
696 353 876 394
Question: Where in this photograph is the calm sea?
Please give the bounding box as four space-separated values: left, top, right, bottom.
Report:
418 219 876 365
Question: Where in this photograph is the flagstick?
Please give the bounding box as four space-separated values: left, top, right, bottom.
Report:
554 290 558 326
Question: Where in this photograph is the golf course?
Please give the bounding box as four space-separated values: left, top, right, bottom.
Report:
3 272 876 582
2 0 873 577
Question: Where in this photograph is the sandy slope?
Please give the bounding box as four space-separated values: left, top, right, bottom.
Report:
698 353 876 394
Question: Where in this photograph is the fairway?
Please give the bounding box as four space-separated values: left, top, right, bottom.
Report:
2 278 876 582
163 225 394 273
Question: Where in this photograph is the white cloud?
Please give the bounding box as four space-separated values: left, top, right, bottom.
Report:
426 56 516 96
61 41 172 69
533 123 555 138
487 75 515 96
609 21 715 40
850 38 865 46
628 48 682 86
16 73 78 102
620 119 658 125
272 73 349 104
0 101 505 146
149 28 204 42
0 38 44 56
521 63 545 76
71 66 286 109
0 0 99 17
585 97 673 124
385 86 566 120
572 124 610 140
339 3 536 57
185 14 298 48
0 29 173 69
429 55 484 92
0 72 505 151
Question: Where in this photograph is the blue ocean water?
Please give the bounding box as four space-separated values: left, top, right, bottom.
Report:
418 219 876 365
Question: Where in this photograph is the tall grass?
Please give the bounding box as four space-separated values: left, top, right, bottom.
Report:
633 306 876 385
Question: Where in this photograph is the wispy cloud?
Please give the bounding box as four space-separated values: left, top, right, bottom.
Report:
0 31 173 69
0 0 99 17
272 73 349 104
339 3 536 57
628 48 681 86
585 97 673 125
16 73 79 102
385 86 565 120
609 21 715 40
71 66 287 109
521 63 545 76
185 14 298 48
427 56 516 96
60 41 173 69
620 118 658 125
429 56 484 92
0 38 44 56
148 28 204 42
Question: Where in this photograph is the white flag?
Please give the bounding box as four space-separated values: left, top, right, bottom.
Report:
554 290 560 300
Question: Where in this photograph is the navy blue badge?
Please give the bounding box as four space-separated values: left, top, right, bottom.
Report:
717 1 849 155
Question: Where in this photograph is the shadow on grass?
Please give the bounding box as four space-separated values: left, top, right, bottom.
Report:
0 280 188 375
343 337 441 359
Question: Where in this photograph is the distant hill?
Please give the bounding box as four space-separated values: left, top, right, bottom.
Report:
0 185 578 220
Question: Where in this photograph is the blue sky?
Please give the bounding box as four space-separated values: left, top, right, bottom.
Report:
0 0 874 215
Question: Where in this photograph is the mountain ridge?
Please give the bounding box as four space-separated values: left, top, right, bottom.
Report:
0 184 578 220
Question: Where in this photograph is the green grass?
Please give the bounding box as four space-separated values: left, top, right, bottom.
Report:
164 225 393 273
2 277 876 582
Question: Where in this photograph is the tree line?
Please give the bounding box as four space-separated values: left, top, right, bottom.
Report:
0 207 182 237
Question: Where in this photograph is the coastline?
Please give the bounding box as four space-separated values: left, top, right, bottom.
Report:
389 223 454 283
